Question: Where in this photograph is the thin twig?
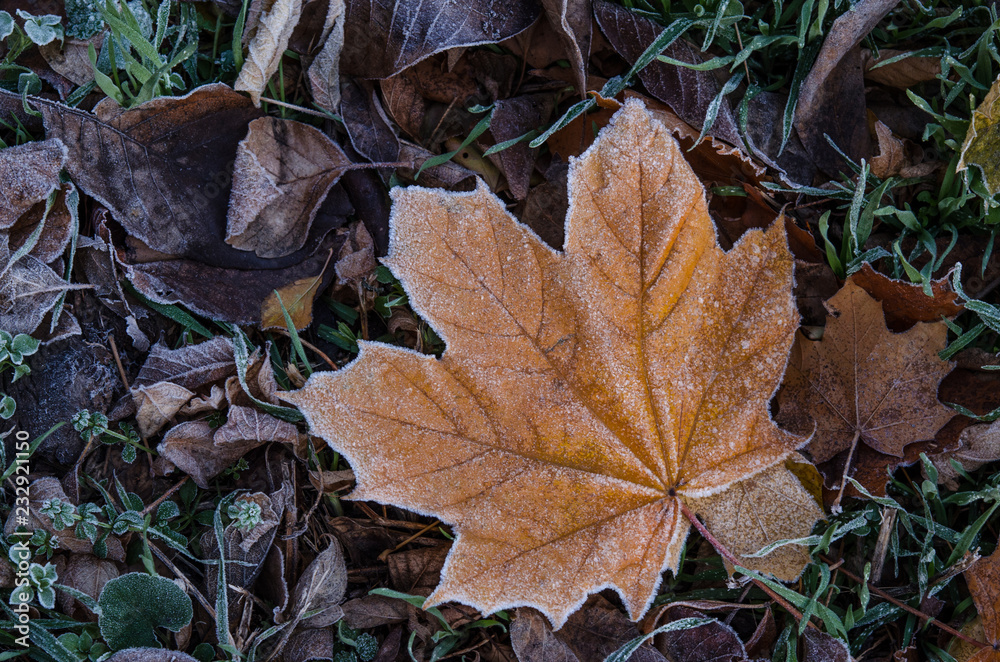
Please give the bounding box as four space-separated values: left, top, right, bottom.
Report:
270 329 337 370
107 333 130 391
679 500 818 630
819 555 989 650
260 96 337 119
377 520 442 562
141 475 189 516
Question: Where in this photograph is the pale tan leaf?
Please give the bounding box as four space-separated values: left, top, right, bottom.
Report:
227 117 351 258
306 0 346 112
0 251 88 335
235 0 304 105
214 404 299 445
133 382 196 437
689 464 823 581
291 539 347 628
958 73 1000 195
284 101 806 626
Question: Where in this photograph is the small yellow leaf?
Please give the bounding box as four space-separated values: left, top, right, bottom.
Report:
958 73 1000 195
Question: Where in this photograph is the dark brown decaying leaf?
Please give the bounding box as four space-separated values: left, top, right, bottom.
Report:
777 279 955 496
105 650 200 662
122 233 345 324
341 595 410 630
654 606 747 662
340 77 401 165
794 0 899 175
339 0 540 79
511 598 668 662
853 263 963 331
594 1 741 146
862 49 942 88
227 117 352 259
158 420 267 488
0 138 66 229
488 95 553 200
802 629 852 662
540 0 592 97
33 84 274 267
56 554 120 619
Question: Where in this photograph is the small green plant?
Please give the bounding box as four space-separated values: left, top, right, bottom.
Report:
227 498 263 531
9 562 58 609
0 331 40 419
71 410 152 463
57 629 110 662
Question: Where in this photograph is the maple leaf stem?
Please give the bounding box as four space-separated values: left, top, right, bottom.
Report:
833 430 863 513
678 500 817 630
819 555 990 650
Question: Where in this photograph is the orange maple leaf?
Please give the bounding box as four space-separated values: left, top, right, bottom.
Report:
284 101 811 625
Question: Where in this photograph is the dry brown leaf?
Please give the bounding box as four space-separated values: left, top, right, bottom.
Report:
158 420 266 488
133 382 195 437
930 420 1000 490
305 0 345 111
5 182 76 263
862 49 942 89
540 0 592 97
235 0 304 105
0 247 88 335
284 101 807 625
56 554 119 619
777 278 955 498
214 404 299 446
871 120 906 179
0 138 66 229
227 117 352 259
853 263 963 331
291 539 348 628
963 545 1000 662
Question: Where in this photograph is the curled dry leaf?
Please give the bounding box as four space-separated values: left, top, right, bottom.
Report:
870 120 906 179
959 73 1000 196
0 138 66 228
133 382 196 438
227 117 352 259
777 278 955 498
285 101 807 625
339 77 400 165
306 0 346 112
5 182 76 263
930 420 1000 491
291 539 348 628
235 0 304 105
794 0 898 175
853 263 963 331
132 337 236 392
540 0 592 97
964 541 1000 662
339 0 540 79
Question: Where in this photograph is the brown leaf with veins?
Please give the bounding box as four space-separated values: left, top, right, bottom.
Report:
963 543 1000 662
227 117 352 259
853 263 963 331
0 138 66 228
235 0 303 105
777 278 955 499
284 101 807 625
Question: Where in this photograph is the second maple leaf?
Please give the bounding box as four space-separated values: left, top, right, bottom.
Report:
285 101 819 626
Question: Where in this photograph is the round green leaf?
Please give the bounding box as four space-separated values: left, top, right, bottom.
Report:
98 573 193 650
